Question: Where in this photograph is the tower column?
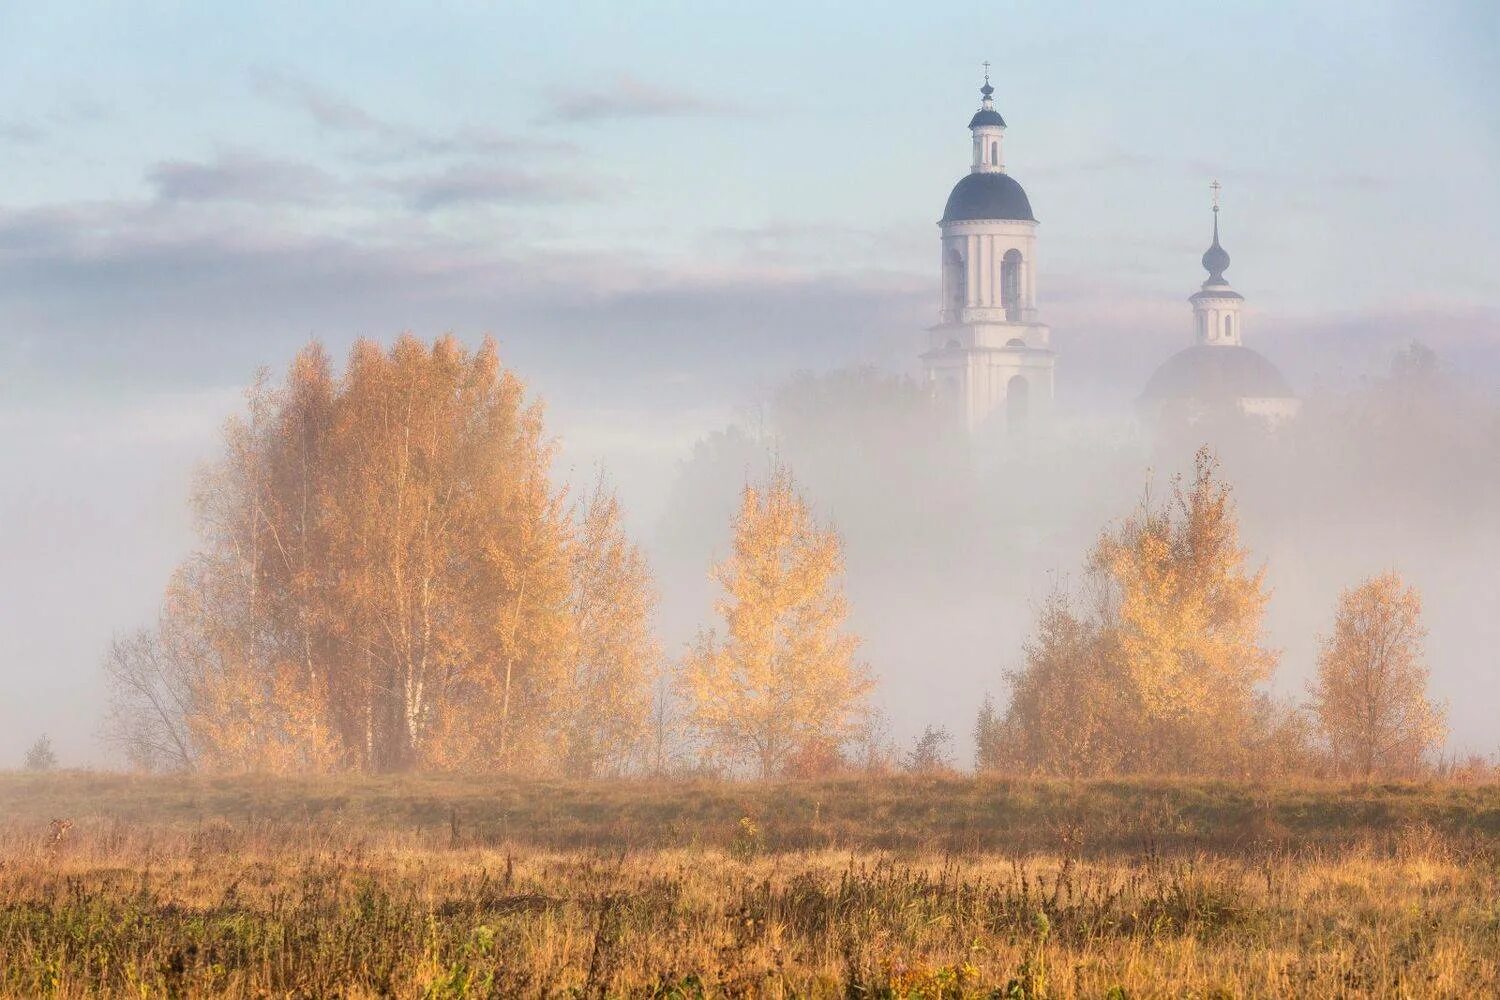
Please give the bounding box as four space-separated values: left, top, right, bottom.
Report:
966 234 978 307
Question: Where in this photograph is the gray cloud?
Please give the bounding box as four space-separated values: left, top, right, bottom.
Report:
251 69 575 165
544 74 734 123
0 120 46 144
252 69 388 134
147 151 336 204
4 186 1496 419
392 163 598 210
0 100 114 147
0 194 927 405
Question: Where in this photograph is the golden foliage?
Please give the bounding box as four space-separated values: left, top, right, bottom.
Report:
1097 448 1278 771
679 466 872 777
106 335 658 775
1311 571 1446 777
559 473 660 776
993 591 1132 777
990 448 1285 776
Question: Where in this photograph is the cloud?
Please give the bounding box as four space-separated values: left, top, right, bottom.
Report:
251 69 578 166
391 164 598 210
0 190 934 409
0 101 111 147
3 182 1496 423
147 151 336 204
544 74 734 123
252 70 387 135
0 120 46 144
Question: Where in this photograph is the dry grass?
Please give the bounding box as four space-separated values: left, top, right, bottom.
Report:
1 773 1497 997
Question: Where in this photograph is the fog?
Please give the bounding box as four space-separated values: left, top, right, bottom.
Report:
638 347 1500 762
4 291 1499 769
2 4 1497 769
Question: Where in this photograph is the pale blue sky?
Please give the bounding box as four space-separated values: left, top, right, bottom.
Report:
1 2 1497 763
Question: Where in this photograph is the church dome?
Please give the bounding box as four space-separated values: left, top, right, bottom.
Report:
1202 240 1230 283
941 172 1036 223
968 108 1007 129
1142 345 1293 401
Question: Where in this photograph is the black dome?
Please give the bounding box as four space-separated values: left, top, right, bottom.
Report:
968 108 1007 129
1202 241 1230 282
1143 345 1293 401
941 172 1036 223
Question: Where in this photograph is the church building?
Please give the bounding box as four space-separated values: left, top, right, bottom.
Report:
1140 190 1300 426
922 73 1054 435
920 75 1298 435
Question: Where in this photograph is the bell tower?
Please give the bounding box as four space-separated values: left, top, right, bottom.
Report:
922 68 1054 436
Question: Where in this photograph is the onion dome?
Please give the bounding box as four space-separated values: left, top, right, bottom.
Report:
1202 206 1230 283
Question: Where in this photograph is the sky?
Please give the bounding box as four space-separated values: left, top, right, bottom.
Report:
1 1 1497 764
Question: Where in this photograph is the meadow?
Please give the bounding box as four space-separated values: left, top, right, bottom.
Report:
1 773 1497 997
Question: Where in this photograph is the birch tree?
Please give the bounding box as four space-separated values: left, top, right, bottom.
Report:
1311 572 1446 777
105 335 621 774
678 466 872 777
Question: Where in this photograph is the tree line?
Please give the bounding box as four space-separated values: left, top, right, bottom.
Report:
104 336 1450 779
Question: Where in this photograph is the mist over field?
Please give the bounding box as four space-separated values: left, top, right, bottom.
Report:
8 6 1500 997
1 2 1497 769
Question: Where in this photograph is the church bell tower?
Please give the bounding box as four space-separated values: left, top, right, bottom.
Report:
922 69 1054 436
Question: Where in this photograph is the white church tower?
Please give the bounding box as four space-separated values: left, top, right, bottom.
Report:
922 69 1054 435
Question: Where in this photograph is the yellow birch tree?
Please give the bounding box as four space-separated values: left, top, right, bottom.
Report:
994 448 1281 776
679 466 872 777
1310 572 1446 778
106 335 610 775
1096 448 1277 772
560 472 660 776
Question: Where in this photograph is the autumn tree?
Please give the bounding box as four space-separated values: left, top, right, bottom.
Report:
1095 448 1278 772
1310 572 1446 778
678 466 872 777
105 335 656 775
988 589 1133 777
559 473 660 776
993 449 1280 776
973 695 1003 772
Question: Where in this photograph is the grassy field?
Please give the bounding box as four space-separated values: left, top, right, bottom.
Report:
1 773 1498 997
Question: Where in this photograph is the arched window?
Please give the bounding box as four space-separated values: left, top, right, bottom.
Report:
1002 250 1023 321
990 140 998 164
1006 374 1029 430
1197 312 1207 340
1223 315 1233 340
945 249 966 314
